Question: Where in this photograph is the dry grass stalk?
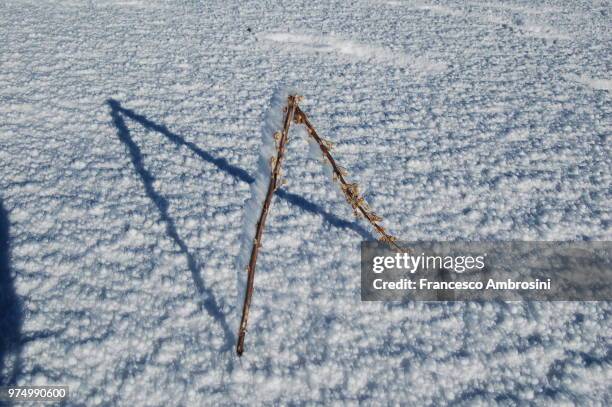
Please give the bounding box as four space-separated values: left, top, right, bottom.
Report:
237 95 403 356
236 95 299 356
294 106 403 251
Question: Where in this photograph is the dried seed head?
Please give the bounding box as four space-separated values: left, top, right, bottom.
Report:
342 183 360 198
368 212 383 222
379 235 397 244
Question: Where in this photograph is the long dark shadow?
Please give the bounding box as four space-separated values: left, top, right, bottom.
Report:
108 102 234 351
0 198 22 385
107 99 373 240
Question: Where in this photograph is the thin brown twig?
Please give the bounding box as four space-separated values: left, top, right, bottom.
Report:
237 96 406 356
236 95 298 356
294 106 404 252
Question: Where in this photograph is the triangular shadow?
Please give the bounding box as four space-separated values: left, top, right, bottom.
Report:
107 99 373 353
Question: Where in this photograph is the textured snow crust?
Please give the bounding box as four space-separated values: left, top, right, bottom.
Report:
0 0 610 405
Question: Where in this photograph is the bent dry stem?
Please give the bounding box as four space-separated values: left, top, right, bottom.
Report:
237 95 402 356
236 95 298 356
294 107 404 252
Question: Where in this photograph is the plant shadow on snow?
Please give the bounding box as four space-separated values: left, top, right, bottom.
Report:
107 98 374 356
107 99 374 355
106 99 374 240
0 198 22 385
107 100 236 353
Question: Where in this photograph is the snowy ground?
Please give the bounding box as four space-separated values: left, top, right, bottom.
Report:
1 0 610 405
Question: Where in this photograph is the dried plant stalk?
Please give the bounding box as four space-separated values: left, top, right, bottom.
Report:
238 96 404 356
236 95 298 356
294 106 403 251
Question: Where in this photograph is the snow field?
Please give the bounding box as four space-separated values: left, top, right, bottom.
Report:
0 0 610 405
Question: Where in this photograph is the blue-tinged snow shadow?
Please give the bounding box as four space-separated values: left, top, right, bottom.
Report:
0 198 22 385
107 99 373 239
108 101 235 352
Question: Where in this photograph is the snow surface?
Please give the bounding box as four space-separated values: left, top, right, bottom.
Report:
0 0 610 405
